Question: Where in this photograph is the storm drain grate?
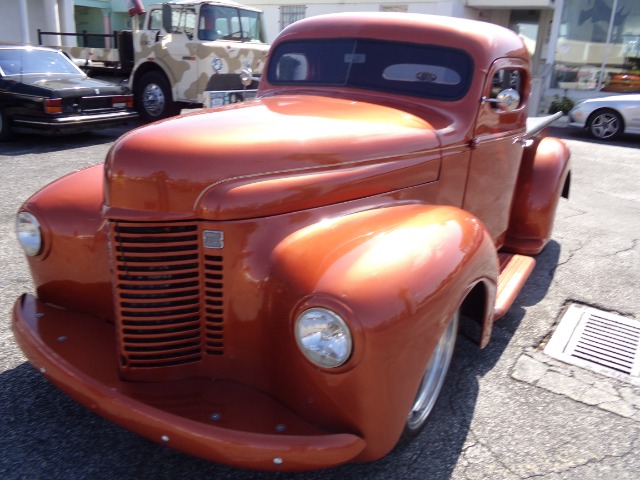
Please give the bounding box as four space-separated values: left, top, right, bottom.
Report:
544 304 640 385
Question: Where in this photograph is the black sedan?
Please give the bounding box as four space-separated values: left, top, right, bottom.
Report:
0 42 138 141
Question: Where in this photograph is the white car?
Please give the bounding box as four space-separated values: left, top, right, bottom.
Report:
568 94 640 140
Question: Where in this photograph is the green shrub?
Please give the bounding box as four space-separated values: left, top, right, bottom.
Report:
548 94 574 115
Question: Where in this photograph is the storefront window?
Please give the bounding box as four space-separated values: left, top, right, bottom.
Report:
552 0 640 93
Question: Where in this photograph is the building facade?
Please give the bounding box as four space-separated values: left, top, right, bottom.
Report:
3 0 148 48
3 0 639 112
549 0 640 101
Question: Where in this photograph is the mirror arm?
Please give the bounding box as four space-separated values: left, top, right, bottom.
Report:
481 96 507 105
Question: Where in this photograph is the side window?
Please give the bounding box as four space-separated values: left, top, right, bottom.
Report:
148 9 163 30
170 8 197 39
490 68 523 109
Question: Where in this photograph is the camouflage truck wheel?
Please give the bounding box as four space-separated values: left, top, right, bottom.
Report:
136 71 181 122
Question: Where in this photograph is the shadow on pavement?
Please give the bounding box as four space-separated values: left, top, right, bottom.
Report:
0 120 145 157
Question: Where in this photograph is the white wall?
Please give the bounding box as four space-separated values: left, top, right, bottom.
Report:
245 0 470 43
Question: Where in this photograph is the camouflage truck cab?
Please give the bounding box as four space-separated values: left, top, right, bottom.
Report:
133 1 269 121
43 1 270 122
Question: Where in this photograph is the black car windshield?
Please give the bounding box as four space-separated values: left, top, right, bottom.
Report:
267 39 474 101
0 49 81 76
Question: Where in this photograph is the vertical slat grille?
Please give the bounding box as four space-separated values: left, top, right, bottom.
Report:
204 255 224 355
111 221 213 368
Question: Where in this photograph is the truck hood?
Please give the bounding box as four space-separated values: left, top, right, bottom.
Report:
104 95 442 221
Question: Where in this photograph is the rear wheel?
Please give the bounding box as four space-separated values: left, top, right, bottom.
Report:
402 311 459 440
587 109 623 140
136 71 181 122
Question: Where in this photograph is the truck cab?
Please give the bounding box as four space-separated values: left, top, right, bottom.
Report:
44 1 270 121
131 0 269 120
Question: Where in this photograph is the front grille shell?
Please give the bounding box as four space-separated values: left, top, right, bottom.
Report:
110 221 225 378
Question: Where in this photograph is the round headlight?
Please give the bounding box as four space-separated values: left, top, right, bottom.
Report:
16 212 42 256
295 308 352 368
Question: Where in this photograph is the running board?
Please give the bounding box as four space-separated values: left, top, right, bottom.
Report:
494 253 536 321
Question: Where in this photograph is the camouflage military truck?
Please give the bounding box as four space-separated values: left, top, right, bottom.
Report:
41 0 269 122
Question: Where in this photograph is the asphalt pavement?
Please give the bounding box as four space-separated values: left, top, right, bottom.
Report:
0 121 638 479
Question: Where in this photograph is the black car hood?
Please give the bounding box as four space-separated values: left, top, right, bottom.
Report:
2 74 128 97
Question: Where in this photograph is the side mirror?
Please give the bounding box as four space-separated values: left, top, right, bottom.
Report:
162 3 173 33
482 88 521 112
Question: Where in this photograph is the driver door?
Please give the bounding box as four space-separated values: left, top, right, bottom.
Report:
462 59 530 247
160 6 199 102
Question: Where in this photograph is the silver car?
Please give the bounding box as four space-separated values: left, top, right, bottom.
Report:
568 94 640 140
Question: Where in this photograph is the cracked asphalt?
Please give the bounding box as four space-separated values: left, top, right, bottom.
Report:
0 121 638 479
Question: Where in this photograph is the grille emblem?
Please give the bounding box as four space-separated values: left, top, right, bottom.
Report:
203 230 224 249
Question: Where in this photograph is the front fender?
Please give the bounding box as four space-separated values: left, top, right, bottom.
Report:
17 164 113 320
505 137 571 255
271 203 498 460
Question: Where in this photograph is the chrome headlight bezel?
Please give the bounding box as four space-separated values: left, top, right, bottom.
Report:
239 67 253 87
295 307 353 368
16 211 42 256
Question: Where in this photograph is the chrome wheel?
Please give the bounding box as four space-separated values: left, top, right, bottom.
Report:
136 71 180 122
588 110 622 140
142 82 166 118
406 311 458 433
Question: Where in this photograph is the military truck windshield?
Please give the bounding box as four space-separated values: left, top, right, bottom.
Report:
199 5 265 43
267 39 473 101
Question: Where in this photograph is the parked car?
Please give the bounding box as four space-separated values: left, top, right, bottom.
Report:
568 93 640 140
0 42 138 141
12 13 570 471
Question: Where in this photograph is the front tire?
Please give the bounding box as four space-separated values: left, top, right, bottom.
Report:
402 311 459 440
136 71 181 122
588 109 623 140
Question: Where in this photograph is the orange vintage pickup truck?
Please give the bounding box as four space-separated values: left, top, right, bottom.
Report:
12 12 570 472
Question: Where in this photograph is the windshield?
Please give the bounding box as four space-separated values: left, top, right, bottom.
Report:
199 5 265 43
267 39 474 101
0 48 82 76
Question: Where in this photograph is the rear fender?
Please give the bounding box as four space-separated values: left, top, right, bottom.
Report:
270 203 498 460
505 137 571 255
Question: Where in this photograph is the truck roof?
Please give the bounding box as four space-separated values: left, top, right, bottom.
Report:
153 0 263 12
273 12 529 72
